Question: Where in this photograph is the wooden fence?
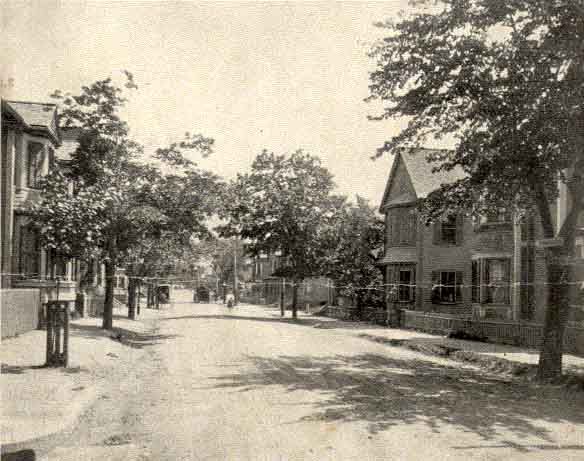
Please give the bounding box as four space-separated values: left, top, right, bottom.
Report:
401 309 584 356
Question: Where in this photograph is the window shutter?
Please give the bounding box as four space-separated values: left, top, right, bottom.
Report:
471 260 479 303
392 213 399 246
431 271 440 303
455 271 463 302
455 214 464 245
433 221 441 245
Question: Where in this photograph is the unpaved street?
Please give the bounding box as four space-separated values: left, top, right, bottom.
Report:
36 293 584 460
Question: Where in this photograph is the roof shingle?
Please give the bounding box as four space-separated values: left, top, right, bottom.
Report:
4 100 59 142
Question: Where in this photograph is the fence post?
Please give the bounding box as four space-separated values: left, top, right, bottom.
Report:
280 278 285 317
63 306 69 367
45 306 53 366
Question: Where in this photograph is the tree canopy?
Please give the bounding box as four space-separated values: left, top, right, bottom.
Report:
219 150 343 317
368 0 584 379
31 74 221 327
323 196 385 309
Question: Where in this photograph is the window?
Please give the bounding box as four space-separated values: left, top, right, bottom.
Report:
486 208 512 224
48 147 55 171
485 259 510 304
432 271 463 303
387 208 417 247
398 268 415 302
27 142 44 188
433 214 462 246
441 215 457 244
576 236 584 259
19 225 40 278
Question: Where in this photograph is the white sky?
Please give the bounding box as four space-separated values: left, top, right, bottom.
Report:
1 1 423 206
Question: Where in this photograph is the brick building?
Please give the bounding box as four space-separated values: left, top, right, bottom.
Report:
379 148 584 323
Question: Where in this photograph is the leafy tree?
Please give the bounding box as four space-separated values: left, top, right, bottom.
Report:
220 150 342 318
31 75 219 328
324 196 385 313
187 237 246 300
367 0 584 379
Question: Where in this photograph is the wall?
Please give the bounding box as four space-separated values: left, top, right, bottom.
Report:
1 288 40 338
419 218 473 316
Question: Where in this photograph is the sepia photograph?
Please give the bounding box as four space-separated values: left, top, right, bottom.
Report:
1 1 583 460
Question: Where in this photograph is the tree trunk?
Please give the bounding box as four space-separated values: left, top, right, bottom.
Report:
103 260 115 330
147 283 153 308
537 256 572 381
136 280 141 315
128 276 137 320
533 168 582 381
292 281 299 319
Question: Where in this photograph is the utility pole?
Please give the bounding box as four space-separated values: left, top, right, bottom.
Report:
233 238 239 305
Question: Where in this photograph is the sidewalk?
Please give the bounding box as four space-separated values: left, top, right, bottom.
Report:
305 309 584 380
1 307 159 446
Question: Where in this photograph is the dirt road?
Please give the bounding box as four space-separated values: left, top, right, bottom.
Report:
29 295 584 460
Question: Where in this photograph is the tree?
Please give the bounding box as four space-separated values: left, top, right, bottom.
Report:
187 237 246 301
367 0 584 379
324 196 385 313
220 150 342 318
31 75 219 328
123 138 221 315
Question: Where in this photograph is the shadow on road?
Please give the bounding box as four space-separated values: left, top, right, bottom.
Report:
1 449 37 461
207 352 584 443
159 313 378 330
68 323 180 349
0 364 46 375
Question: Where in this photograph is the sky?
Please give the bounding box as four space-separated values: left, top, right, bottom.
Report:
1 1 422 207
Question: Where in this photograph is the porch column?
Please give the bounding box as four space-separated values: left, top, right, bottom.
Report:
65 260 73 281
1 128 16 286
40 249 48 280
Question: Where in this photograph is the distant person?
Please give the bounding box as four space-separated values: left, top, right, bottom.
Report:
226 290 235 308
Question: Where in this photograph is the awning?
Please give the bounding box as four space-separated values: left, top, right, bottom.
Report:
377 247 417 265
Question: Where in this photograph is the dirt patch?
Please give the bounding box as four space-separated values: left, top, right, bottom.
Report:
357 333 584 391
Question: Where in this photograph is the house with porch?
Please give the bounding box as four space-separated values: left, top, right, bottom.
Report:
378 148 584 326
0 100 99 336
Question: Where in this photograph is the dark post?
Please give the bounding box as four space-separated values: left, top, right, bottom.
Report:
280 278 285 316
45 300 69 367
63 307 69 367
45 307 53 365
137 280 141 315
